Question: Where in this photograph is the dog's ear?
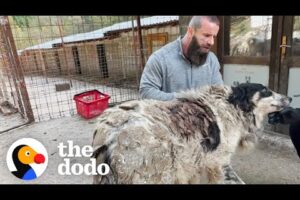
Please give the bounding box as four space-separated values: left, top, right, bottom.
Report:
228 85 254 112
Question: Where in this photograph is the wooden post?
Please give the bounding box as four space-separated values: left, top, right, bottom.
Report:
0 16 34 122
38 49 48 83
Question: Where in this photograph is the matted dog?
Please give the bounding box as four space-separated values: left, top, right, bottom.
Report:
92 83 291 184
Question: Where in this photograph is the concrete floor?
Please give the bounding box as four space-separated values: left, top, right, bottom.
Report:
1 75 139 122
0 113 27 133
0 115 95 184
23 76 139 122
232 138 300 184
0 115 299 184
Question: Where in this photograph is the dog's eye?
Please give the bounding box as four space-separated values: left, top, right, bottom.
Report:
260 88 272 97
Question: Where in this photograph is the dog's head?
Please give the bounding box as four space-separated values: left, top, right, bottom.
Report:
227 83 291 151
228 83 292 118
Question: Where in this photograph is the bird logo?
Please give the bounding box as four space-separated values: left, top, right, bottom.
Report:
6 138 48 181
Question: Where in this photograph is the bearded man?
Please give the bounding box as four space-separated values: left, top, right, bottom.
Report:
139 16 223 101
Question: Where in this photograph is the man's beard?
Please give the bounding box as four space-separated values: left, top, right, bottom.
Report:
186 36 209 66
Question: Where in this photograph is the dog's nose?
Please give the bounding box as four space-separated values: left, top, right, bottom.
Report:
288 97 293 103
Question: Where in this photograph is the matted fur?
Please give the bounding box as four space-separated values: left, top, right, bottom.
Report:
92 83 290 184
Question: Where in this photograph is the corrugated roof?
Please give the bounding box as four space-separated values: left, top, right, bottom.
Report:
18 16 179 54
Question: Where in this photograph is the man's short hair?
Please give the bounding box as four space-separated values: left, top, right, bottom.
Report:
189 16 220 29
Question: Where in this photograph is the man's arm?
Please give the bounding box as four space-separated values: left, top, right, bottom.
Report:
210 53 224 85
139 54 176 101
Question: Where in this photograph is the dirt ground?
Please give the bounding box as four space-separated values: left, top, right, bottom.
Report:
0 115 299 184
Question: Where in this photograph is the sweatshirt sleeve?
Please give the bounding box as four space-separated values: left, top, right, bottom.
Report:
139 54 176 101
210 53 224 85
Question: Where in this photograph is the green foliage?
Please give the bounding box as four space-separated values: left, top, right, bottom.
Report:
12 16 34 28
9 16 139 50
230 16 251 37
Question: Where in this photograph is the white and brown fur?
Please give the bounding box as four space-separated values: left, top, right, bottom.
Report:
92 83 291 184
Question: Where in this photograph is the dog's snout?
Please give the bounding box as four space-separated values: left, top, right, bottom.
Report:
280 96 292 107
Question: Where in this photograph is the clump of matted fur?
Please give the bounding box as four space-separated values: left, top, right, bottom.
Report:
92 83 290 184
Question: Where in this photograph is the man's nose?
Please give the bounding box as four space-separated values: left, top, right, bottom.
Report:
208 37 214 46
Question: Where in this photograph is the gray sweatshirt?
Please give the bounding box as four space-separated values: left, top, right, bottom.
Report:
139 37 224 101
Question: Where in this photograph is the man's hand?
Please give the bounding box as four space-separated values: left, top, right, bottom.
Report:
268 107 300 125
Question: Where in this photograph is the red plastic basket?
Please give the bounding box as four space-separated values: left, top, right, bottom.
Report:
73 90 110 119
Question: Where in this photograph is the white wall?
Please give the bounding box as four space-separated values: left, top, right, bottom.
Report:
287 67 300 108
223 64 269 86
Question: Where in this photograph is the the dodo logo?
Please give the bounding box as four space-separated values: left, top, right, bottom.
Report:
6 138 48 181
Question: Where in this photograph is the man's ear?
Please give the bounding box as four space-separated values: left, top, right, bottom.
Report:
187 27 194 38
